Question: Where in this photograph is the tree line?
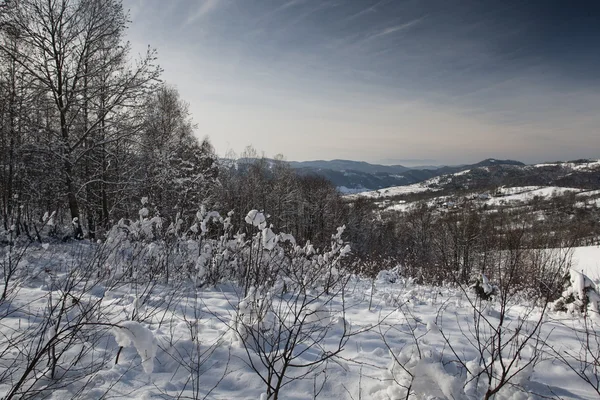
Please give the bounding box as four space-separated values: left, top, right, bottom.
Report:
0 0 348 249
2 0 597 292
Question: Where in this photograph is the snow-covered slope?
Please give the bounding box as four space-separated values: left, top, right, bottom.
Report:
486 186 583 205
347 158 600 202
346 179 440 199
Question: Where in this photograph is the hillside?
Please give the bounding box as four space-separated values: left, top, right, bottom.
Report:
234 158 525 192
348 159 600 199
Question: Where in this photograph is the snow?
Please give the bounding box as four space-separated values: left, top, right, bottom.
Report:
348 181 438 199
481 273 494 295
112 321 157 373
367 185 591 215
139 207 149 218
533 160 600 170
577 189 600 197
340 244 351 256
573 160 600 170
483 186 582 206
453 168 471 176
337 186 368 194
2 242 600 399
553 268 600 314
571 245 600 281
384 202 413 212
534 163 559 168
245 209 267 229
351 179 593 217
261 227 277 250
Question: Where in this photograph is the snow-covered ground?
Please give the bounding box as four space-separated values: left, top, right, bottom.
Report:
347 180 440 199
1 242 600 399
486 186 583 206
534 160 600 171
357 184 599 215
337 186 369 195
577 190 600 198
572 245 600 281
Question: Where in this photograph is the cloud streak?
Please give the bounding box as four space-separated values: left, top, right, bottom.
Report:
123 0 600 164
367 18 423 39
183 0 222 26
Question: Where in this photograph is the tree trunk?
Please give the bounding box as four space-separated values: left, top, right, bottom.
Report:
65 161 83 239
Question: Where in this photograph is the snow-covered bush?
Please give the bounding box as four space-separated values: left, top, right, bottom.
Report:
376 267 401 284
226 277 352 399
101 202 353 297
113 321 157 373
553 269 600 314
231 287 278 345
212 212 354 399
470 273 498 301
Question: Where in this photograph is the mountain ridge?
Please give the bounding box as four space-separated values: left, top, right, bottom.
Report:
287 158 525 192
348 159 600 200
230 157 599 193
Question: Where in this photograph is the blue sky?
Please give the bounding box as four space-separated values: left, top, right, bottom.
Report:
124 0 600 165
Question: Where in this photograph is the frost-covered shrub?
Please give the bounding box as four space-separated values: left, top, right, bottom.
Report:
107 199 164 243
384 342 471 399
112 321 157 373
553 269 600 314
376 267 401 284
234 210 352 294
226 239 353 400
101 201 352 295
470 273 498 301
231 287 278 345
383 307 541 400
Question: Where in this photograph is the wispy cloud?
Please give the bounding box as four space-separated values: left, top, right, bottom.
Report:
184 0 221 26
124 0 600 163
279 0 307 11
345 0 392 22
368 18 423 40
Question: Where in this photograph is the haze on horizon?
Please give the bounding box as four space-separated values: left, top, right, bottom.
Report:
124 0 600 166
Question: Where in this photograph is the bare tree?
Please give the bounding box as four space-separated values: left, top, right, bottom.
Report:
221 277 354 400
0 0 160 238
434 245 570 399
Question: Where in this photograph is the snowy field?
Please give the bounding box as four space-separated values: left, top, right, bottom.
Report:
347 182 438 199
572 246 600 281
485 187 583 206
352 185 600 217
1 239 600 399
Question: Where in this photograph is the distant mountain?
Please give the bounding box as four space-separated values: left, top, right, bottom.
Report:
430 159 600 192
422 158 524 176
288 159 410 175
225 156 600 198
408 165 444 170
291 167 430 192
287 158 525 192
226 157 532 192
350 159 600 199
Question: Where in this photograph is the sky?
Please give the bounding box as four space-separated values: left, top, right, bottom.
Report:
124 0 600 166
